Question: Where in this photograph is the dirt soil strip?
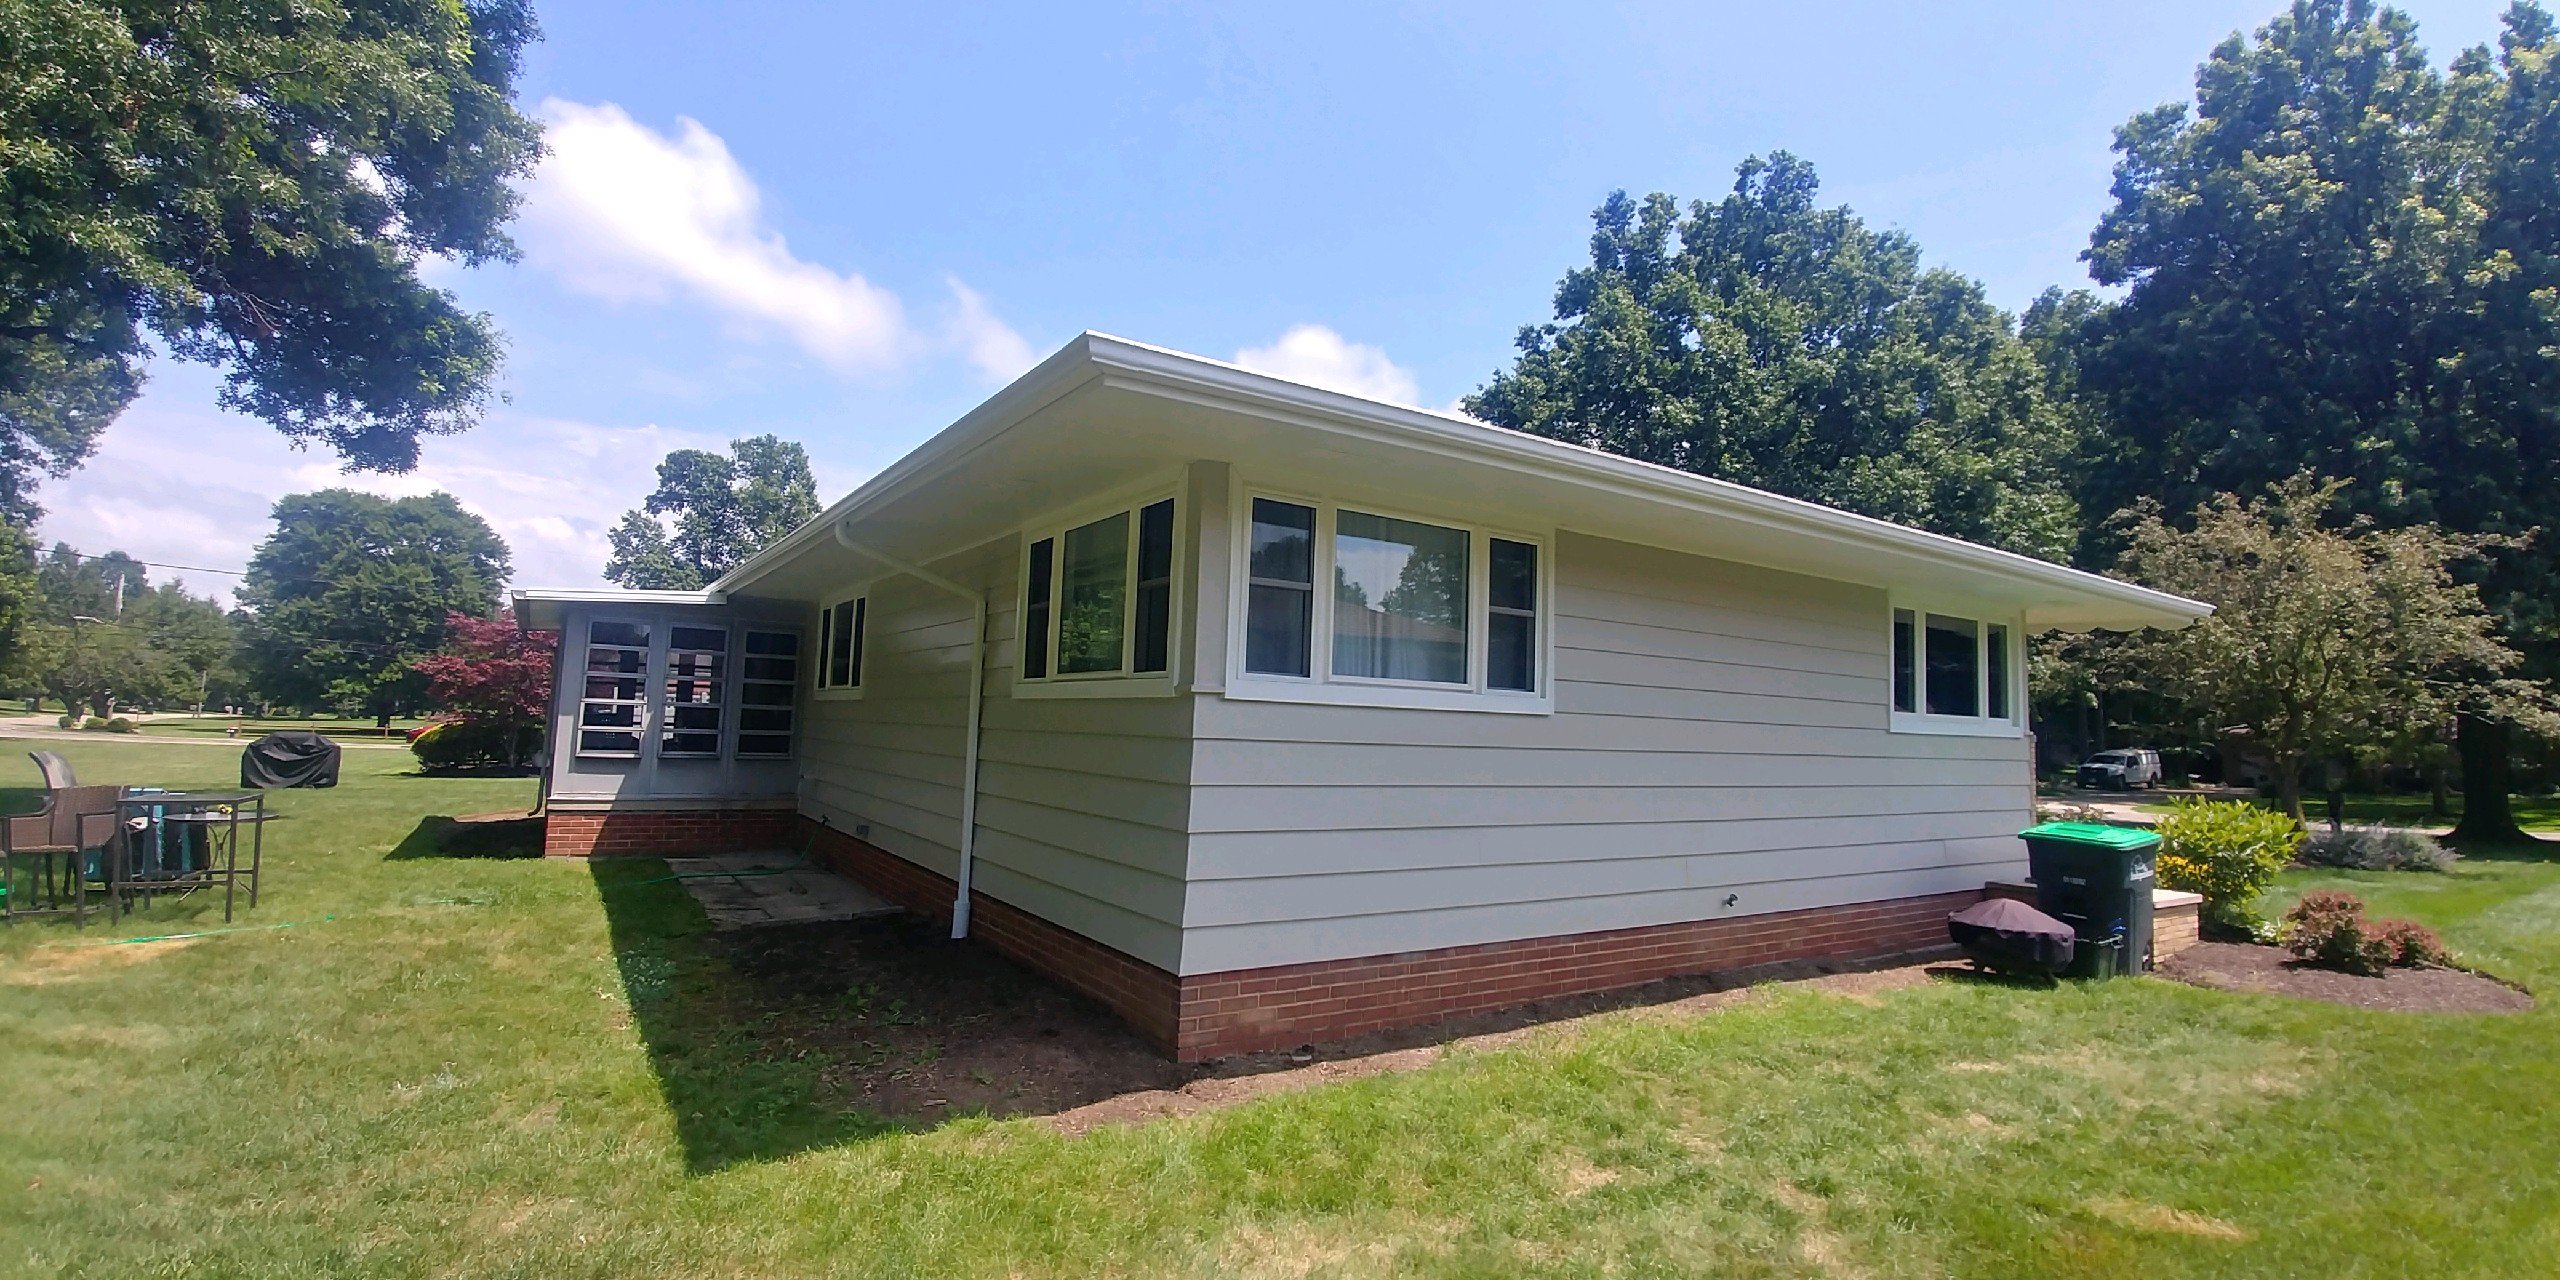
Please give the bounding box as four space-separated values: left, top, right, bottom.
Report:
2157 941 2533 1014
1043 958 1946 1135
700 915 1958 1138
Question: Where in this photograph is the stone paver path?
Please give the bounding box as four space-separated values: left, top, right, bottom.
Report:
663 853 898 929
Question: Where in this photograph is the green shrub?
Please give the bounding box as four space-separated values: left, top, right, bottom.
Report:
104 717 137 734
55 714 75 729
409 718 536 772
2300 826 2454 872
2155 799 2302 930
80 715 110 731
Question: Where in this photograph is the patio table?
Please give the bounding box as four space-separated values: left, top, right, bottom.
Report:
113 791 271 922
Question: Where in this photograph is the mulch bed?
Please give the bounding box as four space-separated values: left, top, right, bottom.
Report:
701 913 1953 1134
2158 941 2532 1014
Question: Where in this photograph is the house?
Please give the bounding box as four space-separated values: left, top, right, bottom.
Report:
513 332 2208 1059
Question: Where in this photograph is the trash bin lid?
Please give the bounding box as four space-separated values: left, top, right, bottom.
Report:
2019 821 2161 850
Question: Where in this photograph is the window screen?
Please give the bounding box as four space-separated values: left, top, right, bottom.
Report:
1487 538 1539 692
1244 498 1315 677
1132 499 1174 674
1924 613 1980 718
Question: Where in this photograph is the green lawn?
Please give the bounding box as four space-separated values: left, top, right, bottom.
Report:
2111 790 2560 833
134 714 430 740
4 739 2558 1277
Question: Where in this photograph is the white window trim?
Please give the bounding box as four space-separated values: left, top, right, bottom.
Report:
1012 483 1184 701
1224 482 1555 716
813 588 870 702
1888 600 2024 737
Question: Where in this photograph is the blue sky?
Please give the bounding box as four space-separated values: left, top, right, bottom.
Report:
39 0 2514 601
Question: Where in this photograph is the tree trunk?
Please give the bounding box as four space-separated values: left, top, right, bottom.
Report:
2430 758 2452 819
2452 712 2534 847
2274 758 2306 822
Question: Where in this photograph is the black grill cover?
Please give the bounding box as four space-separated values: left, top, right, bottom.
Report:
241 731 341 789
1948 897 2076 975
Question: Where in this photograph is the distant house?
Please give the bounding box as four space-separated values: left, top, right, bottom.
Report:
515 333 2207 1058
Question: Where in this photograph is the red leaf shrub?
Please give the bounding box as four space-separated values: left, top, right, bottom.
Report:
411 613 555 770
2367 918 2451 968
2281 891 2450 974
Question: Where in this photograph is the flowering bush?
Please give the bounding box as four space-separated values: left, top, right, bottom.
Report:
2155 799 2303 931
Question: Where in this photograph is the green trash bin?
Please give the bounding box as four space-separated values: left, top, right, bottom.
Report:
2018 821 2161 977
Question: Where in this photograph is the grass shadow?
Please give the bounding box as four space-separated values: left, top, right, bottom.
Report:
590 857 926 1170
386 815 545 860
2445 832 2560 864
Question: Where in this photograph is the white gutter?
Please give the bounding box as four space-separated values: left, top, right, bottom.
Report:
833 521 988 940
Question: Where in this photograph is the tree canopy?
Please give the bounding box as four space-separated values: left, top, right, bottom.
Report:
1467 154 2082 561
0 0 544 522
238 489 508 721
4 543 234 717
2103 478 2534 818
604 434 821 589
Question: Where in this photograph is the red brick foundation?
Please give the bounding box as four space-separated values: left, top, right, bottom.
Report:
796 813 1978 1061
799 820 1183 1048
542 807 796 857
1172 890 1980 1058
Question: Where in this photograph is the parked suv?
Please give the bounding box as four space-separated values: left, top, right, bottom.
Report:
2076 748 2163 790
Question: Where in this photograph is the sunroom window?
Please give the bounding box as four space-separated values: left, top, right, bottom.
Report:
577 620 650 757
1236 494 1547 706
1890 605 2018 734
736 630 800 758
1020 496 1176 685
660 626 727 757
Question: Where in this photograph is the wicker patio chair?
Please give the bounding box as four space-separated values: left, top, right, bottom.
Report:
2 784 125 926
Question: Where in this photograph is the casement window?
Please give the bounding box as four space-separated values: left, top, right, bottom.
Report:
577 620 651 757
1019 495 1178 691
1232 493 1550 712
816 595 866 695
1890 605 2019 735
735 630 800 758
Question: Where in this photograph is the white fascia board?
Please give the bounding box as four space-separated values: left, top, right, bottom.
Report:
511 587 726 630
708 336 1107 598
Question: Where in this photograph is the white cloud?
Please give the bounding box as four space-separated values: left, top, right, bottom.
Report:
519 100 1033 381
29 373 753 605
945 277 1037 382
1233 325 1422 406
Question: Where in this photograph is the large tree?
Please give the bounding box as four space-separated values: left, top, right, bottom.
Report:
604 434 820 589
0 0 544 522
2106 478 2536 820
238 489 508 723
1467 155 2083 561
2072 0 2560 839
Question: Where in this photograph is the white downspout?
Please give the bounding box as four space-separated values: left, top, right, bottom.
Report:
834 523 988 939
